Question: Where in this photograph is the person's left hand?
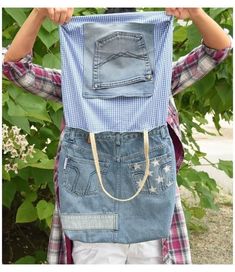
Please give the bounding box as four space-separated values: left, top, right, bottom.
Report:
165 8 202 20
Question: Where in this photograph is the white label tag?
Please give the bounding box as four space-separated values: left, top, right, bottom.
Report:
63 157 68 170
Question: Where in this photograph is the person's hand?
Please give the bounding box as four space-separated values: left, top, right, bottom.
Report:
165 8 203 20
35 8 74 24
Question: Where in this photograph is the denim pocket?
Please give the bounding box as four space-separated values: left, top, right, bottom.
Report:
61 155 110 197
93 31 153 90
128 152 175 195
83 22 155 99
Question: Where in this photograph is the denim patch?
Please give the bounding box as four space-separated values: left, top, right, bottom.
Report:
60 213 118 230
83 22 155 99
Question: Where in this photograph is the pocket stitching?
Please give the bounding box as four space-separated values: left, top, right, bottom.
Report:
62 157 110 197
128 155 173 195
93 30 153 90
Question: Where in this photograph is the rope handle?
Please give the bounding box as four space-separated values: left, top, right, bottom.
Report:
89 130 150 202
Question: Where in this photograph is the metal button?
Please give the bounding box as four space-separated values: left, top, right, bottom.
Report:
146 74 152 80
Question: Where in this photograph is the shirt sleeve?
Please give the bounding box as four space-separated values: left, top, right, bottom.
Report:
171 32 233 96
2 44 62 103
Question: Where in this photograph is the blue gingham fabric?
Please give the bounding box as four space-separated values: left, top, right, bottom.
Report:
59 11 174 133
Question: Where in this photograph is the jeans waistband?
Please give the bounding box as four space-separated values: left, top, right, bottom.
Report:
63 125 169 141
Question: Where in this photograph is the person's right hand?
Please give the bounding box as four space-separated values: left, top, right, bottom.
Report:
35 8 74 24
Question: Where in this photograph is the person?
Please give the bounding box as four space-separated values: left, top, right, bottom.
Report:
2 7 232 264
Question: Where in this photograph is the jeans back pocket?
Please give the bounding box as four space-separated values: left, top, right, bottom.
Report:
61 155 110 197
83 22 155 99
128 152 175 196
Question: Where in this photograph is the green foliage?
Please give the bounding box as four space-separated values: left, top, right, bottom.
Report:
2 7 233 263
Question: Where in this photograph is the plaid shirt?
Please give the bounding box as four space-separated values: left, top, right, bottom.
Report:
2 34 232 264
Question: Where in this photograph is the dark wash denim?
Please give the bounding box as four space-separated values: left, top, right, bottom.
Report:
58 125 177 243
83 22 155 99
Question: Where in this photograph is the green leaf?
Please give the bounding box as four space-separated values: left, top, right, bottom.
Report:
46 216 53 228
218 159 233 178
2 181 16 208
30 168 53 187
209 8 228 19
5 8 26 26
38 28 59 49
42 17 58 33
34 250 47 263
194 72 216 97
186 24 201 51
2 92 9 105
50 109 63 130
173 26 187 42
36 200 54 220
42 53 61 69
47 100 63 112
7 84 23 100
15 255 36 264
2 165 11 181
16 200 38 223
189 207 206 219
39 126 58 140
215 79 232 108
24 191 37 202
3 107 30 133
7 97 27 116
16 92 52 122
28 159 55 169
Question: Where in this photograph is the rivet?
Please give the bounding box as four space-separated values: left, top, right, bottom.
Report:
146 74 152 80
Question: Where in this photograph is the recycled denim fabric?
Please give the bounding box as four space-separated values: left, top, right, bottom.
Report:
59 11 174 133
58 125 177 244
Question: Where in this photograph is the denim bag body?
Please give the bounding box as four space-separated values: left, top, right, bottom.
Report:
58 11 176 243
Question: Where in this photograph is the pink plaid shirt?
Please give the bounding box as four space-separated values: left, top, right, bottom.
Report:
2 34 232 264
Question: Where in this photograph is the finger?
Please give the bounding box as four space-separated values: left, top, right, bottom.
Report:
47 8 55 21
54 8 62 23
166 8 174 15
165 8 170 14
59 10 67 24
65 8 74 23
174 8 181 18
178 8 184 19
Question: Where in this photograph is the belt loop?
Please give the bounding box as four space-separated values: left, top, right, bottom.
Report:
160 125 167 139
69 128 75 142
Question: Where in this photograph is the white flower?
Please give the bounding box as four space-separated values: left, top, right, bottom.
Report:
2 124 9 137
4 164 11 172
10 149 18 158
12 126 21 135
12 163 18 174
30 125 38 131
42 146 47 153
45 138 51 145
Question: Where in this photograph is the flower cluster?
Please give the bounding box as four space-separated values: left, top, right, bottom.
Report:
2 124 36 174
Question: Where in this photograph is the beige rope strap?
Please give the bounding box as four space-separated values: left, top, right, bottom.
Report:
89 130 150 202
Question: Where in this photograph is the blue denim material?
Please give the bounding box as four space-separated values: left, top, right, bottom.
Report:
83 22 155 98
58 125 177 243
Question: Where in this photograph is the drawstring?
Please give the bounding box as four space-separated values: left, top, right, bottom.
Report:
89 130 150 202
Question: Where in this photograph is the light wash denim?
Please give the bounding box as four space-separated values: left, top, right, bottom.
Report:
58 125 177 244
83 22 155 99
